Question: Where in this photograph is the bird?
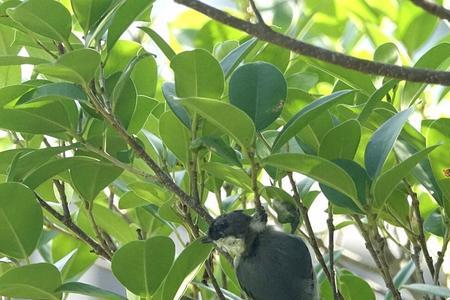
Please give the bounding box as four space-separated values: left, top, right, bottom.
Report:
204 210 318 300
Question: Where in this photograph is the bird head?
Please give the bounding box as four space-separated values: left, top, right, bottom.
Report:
203 210 266 257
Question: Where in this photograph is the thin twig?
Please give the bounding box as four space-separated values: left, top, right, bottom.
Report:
410 0 450 21
287 173 332 283
36 194 111 260
248 150 264 215
248 0 267 26
174 0 450 85
327 203 339 300
433 228 449 284
53 180 71 222
86 202 114 257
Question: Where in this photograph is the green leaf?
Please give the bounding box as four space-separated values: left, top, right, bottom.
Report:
0 183 43 259
424 210 446 237
129 182 172 206
70 159 123 202
402 284 450 298
340 273 375 300
192 136 241 167
402 43 450 107
17 83 87 105
273 90 354 151
263 153 358 201
202 162 252 191
318 119 361 160
373 43 399 65
373 146 438 209
163 82 191 129
56 282 126 300
180 97 256 148
107 0 154 51
221 37 257 78
118 191 148 209
171 49 224 99
0 263 61 300
162 239 213 300
107 72 137 129
139 27 176 61
23 156 96 189
159 110 190 164
7 0 71 42
112 237 175 297
0 84 34 107
36 49 101 86
229 62 287 131
365 107 414 179
128 96 158 134
359 79 398 123
385 260 415 300
71 0 113 34
0 56 49 66
424 119 450 182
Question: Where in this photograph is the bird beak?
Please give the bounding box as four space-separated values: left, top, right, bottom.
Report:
201 236 213 244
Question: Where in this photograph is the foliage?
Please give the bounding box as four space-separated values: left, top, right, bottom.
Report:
0 0 449 299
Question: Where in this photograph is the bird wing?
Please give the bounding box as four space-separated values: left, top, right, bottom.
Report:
236 230 317 300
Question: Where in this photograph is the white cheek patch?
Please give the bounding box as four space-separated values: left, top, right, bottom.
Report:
214 236 245 257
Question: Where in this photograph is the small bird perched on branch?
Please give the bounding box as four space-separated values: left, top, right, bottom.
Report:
204 210 318 300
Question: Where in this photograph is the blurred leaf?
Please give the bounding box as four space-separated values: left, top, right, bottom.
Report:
180 97 256 148
162 239 213 300
385 260 415 300
373 43 399 65
402 284 450 298
273 90 353 151
365 108 414 179
0 55 49 66
0 183 43 259
229 62 287 131
359 79 398 123
112 237 175 297
424 210 446 237
56 282 126 300
0 263 61 300
340 273 375 300
264 153 358 201
7 0 71 42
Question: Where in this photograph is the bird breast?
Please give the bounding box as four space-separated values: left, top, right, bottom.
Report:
214 236 246 258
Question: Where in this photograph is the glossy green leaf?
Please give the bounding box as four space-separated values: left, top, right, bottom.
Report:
171 49 224 98
359 79 398 123
71 0 113 34
162 82 191 129
70 159 123 202
319 119 361 160
140 27 176 61
273 90 353 151
0 56 48 66
131 54 157 97
180 97 256 147
202 162 252 191
424 210 446 237
0 84 34 107
221 37 257 78
373 146 438 209
107 72 137 129
17 83 87 105
128 95 158 134
229 62 287 131
365 107 414 179
36 49 101 86
0 263 61 300
107 0 153 51
340 273 375 300
402 284 450 298
373 43 399 65
7 0 71 42
112 237 175 297
402 43 450 107
159 110 190 164
0 183 43 259
264 153 358 201
23 156 96 189
56 282 126 300
162 239 213 300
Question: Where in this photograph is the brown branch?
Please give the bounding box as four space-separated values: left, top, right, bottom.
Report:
248 0 267 26
86 89 214 224
327 203 340 300
36 194 111 260
53 180 71 222
174 0 450 85
410 0 450 21
248 150 264 216
287 173 333 283
433 228 449 284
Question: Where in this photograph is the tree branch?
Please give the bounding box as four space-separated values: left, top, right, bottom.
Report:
248 0 267 26
174 0 450 85
36 194 111 260
410 0 450 21
327 203 340 300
